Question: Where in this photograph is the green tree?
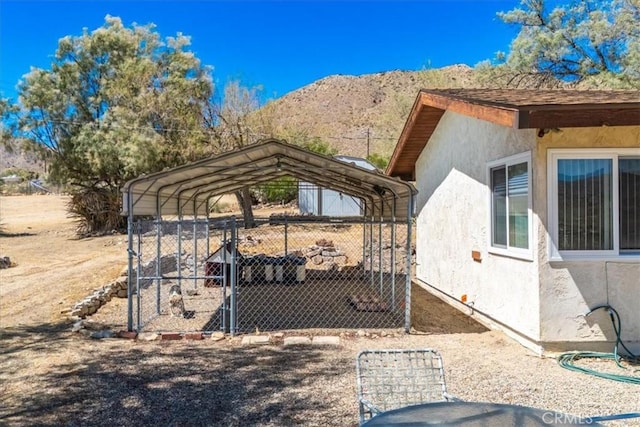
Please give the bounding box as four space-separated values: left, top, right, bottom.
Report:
487 0 640 88
204 80 279 228
18 16 214 233
366 153 390 170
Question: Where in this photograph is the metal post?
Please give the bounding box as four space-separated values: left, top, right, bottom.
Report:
404 196 414 333
284 216 288 256
206 219 210 266
378 216 383 296
126 216 134 331
369 216 374 286
361 215 367 277
230 216 237 336
136 222 143 331
193 218 198 290
177 219 182 289
155 219 161 315
391 218 396 312
222 224 227 333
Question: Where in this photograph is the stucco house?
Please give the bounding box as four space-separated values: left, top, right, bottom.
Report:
387 89 640 354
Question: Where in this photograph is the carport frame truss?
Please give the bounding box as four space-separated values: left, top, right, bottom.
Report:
121 138 417 333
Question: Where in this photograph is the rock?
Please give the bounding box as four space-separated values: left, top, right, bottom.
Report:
356 330 366 337
241 335 270 346
71 320 84 332
312 336 340 346
116 289 128 298
272 332 285 339
185 289 199 296
90 330 114 339
210 331 225 341
0 256 11 269
312 255 323 265
138 332 159 341
284 336 312 346
333 255 348 265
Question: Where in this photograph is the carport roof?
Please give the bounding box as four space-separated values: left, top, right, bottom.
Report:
122 139 417 219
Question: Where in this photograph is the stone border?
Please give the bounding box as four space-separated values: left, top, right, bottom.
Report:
70 277 128 318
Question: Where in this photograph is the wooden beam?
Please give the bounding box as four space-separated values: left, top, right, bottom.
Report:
520 107 640 129
420 92 519 128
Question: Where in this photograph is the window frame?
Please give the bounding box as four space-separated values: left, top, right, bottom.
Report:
547 148 640 261
487 151 533 261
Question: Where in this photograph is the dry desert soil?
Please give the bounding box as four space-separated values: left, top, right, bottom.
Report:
1 195 639 426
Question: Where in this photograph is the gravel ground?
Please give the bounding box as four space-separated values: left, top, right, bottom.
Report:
2 325 639 426
2 196 638 426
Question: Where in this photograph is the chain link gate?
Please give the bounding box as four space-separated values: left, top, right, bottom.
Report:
128 215 412 334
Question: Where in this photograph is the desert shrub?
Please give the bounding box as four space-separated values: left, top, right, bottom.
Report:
67 187 125 235
366 153 390 170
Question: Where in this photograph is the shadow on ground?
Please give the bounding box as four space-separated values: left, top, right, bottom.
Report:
411 282 488 334
0 328 355 426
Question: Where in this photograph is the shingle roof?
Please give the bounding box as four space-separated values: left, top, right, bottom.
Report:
387 89 640 180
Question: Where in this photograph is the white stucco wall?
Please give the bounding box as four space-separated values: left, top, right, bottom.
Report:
536 126 640 351
415 111 541 342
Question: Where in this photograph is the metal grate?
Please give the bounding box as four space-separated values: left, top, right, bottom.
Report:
356 349 450 424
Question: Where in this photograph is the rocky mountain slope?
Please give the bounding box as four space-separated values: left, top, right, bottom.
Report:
267 64 480 158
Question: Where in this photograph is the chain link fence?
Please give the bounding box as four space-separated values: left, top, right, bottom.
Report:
128 216 413 334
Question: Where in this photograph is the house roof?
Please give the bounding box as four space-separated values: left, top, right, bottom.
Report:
122 138 416 219
387 89 640 181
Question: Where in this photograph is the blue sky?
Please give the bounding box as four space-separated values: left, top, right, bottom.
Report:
0 0 520 102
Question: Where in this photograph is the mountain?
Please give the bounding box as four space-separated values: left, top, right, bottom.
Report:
0 141 45 176
267 64 480 158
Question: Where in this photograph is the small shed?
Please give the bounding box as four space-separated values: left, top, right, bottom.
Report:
299 155 378 216
204 242 242 287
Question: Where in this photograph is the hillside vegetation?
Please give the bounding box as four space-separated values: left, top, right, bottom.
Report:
266 64 480 158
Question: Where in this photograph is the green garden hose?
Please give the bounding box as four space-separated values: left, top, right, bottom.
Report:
557 305 640 385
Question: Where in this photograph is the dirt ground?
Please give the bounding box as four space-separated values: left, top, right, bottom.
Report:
1 195 638 426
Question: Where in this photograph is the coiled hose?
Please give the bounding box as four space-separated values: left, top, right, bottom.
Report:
557 305 640 385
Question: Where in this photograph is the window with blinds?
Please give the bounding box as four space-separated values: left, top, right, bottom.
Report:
549 150 640 258
620 157 640 251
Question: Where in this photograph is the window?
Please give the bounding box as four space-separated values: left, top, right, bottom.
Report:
548 149 640 259
488 152 532 257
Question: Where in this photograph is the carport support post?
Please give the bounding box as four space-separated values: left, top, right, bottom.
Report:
229 216 237 336
284 216 288 255
222 225 227 333
369 217 374 286
378 216 383 296
404 197 414 333
391 218 396 311
193 218 198 290
156 218 162 315
126 216 134 331
361 216 366 276
136 224 142 330
177 220 182 289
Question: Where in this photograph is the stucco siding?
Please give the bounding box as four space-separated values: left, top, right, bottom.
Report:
536 126 640 350
415 111 541 341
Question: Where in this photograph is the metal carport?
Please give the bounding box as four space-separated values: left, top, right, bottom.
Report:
121 139 417 334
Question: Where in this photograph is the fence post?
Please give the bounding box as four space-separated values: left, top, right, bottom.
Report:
229 216 237 336
193 218 198 290
127 218 134 331
222 224 227 333
136 222 143 331
156 219 161 315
